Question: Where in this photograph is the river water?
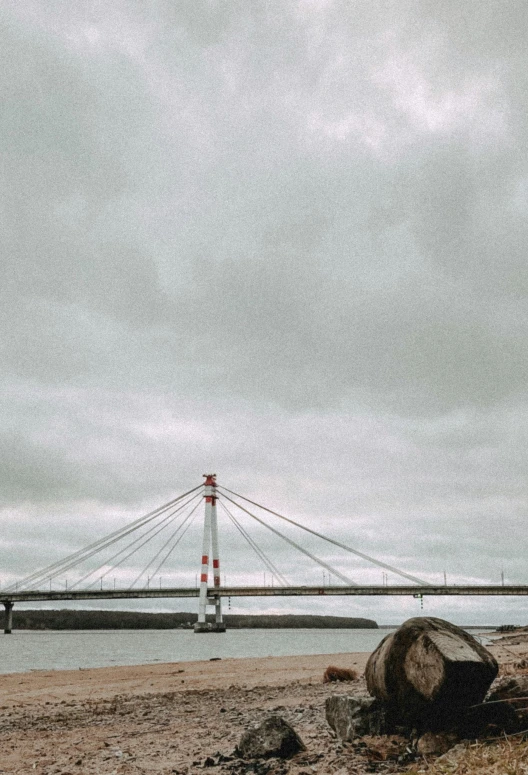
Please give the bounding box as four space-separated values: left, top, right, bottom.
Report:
0 628 494 675
0 628 394 674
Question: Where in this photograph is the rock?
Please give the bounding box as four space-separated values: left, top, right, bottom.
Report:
325 696 392 740
461 699 519 737
487 674 528 710
435 741 468 766
486 674 528 727
365 616 498 729
236 716 305 759
416 731 459 756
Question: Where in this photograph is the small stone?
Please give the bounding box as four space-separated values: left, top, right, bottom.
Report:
416 732 459 756
435 742 468 766
236 715 305 759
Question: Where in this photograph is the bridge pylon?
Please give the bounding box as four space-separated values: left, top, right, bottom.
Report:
3 601 13 634
194 474 226 633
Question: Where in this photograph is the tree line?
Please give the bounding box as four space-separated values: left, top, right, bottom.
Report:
0 609 378 630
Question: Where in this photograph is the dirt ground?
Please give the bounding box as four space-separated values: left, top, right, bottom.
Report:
0 638 525 775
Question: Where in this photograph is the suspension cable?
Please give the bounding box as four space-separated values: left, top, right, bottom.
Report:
18 485 203 590
220 493 356 586
80 492 202 590
131 497 201 588
219 500 289 586
8 484 203 591
58 492 200 589
142 498 202 587
221 502 289 586
224 507 281 583
219 486 429 586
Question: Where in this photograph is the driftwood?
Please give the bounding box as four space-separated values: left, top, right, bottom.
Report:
365 617 498 729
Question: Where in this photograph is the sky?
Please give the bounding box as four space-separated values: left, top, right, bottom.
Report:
1 0 527 626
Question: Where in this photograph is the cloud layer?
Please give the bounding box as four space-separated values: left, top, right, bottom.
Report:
1 1 527 624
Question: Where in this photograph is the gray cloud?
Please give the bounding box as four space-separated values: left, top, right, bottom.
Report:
1 0 527 623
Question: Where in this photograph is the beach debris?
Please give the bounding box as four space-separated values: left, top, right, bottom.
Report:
360 735 413 763
365 616 498 729
201 752 235 768
325 696 391 740
236 715 305 759
323 666 358 683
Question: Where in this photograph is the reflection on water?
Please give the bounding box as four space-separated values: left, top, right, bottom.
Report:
0 629 392 674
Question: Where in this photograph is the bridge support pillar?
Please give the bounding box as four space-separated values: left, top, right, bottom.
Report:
194 475 226 634
3 601 13 634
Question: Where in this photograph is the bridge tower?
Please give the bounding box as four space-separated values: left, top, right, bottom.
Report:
194 474 226 633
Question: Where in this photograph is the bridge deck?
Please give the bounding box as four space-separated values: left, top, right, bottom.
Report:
3 584 528 603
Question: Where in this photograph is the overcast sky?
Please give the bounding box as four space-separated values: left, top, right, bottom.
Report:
1 1 527 625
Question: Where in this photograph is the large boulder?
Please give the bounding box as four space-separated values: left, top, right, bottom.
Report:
236 716 305 759
365 617 498 729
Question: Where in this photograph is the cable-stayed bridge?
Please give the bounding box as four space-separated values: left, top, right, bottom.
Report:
2 475 527 634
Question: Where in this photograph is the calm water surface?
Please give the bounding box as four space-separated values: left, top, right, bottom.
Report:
0 629 393 674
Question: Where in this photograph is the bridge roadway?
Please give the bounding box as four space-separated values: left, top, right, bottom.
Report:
3 584 528 604
2 585 527 633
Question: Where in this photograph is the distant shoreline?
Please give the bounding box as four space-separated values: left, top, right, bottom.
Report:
0 609 378 631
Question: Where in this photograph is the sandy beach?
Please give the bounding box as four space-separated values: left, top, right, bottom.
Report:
0 639 525 774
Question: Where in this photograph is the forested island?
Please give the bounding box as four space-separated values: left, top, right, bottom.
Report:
1 609 377 630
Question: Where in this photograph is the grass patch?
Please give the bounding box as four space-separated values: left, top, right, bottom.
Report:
405 737 528 774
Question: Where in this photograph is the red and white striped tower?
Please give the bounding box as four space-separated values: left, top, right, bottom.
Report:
194 474 226 633
210 483 223 627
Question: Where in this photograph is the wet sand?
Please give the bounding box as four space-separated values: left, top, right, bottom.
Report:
0 640 524 774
